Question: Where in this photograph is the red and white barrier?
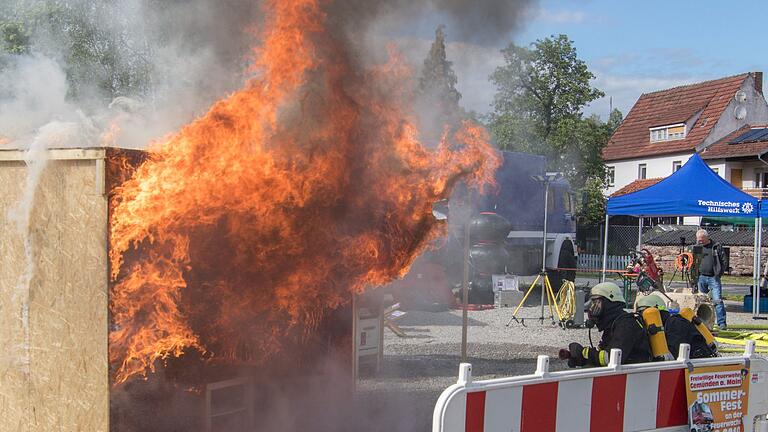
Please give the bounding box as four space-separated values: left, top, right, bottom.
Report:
433 342 768 432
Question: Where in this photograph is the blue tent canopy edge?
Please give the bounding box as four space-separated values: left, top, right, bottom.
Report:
606 153 759 218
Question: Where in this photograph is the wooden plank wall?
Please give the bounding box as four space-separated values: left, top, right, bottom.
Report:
0 158 109 431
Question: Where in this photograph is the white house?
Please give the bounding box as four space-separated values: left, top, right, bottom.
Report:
604 72 768 224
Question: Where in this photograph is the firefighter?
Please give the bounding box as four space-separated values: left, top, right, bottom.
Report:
635 294 717 359
562 282 651 367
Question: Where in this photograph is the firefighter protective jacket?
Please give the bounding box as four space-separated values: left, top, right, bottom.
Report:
588 307 652 366
660 310 716 359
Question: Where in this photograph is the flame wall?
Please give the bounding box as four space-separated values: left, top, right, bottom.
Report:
107 0 499 385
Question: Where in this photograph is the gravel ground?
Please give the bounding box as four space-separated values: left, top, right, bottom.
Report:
354 288 761 432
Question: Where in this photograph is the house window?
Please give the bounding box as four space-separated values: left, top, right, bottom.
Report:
606 166 615 187
668 125 685 139
712 167 719 176
650 124 686 142
756 172 768 188
638 164 647 179
651 129 667 141
672 161 682 172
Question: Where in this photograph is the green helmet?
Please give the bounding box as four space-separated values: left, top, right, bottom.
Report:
636 294 667 311
590 282 625 304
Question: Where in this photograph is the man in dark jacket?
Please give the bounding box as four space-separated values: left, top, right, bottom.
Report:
636 294 717 359
563 282 652 367
695 229 727 329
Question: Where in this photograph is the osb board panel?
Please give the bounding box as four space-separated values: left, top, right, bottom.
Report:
0 162 29 432
0 159 108 431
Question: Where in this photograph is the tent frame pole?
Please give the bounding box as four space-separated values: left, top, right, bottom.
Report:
601 214 609 282
755 217 763 317
638 217 643 250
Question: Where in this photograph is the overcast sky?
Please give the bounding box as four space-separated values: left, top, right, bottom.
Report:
393 0 768 120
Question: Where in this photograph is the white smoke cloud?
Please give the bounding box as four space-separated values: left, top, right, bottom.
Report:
0 0 261 150
0 55 81 143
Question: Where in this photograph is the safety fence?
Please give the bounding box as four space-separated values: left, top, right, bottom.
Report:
577 253 630 271
578 225 653 255
433 342 768 432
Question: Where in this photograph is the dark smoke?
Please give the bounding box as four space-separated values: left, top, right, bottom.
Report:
329 0 536 45
100 1 534 431
422 0 536 44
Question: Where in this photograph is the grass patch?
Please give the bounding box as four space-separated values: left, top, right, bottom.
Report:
722 293 745 302
720 275 753 285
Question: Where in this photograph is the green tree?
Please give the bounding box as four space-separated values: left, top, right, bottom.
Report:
607 108 623 135
0 21 29 54
550 115 609 186
579 177 607 225
489 34 604 147
488 34 611 223
0 1 152 102
418 25 462 124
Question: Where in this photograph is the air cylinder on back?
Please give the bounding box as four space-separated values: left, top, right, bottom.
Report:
642 307 674 361
679 307 716 348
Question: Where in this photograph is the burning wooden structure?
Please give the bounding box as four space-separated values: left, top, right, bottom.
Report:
0 146 359 431
0 1 500 430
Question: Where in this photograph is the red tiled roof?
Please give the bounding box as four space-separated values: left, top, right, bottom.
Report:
610 178 664 197
701 124 768 159
603 74 752 161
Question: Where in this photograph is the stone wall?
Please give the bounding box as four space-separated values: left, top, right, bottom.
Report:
642 244 768 276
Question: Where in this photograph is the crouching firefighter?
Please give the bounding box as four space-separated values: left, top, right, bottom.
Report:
560 282 652 368
635 294 718 359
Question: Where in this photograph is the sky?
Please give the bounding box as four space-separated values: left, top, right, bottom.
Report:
395 0 768 120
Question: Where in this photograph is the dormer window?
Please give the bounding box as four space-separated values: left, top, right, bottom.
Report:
650 123 686 142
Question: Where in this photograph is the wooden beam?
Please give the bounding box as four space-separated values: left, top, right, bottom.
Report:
0 148 107 161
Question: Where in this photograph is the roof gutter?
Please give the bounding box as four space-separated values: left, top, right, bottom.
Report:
758 149 768 168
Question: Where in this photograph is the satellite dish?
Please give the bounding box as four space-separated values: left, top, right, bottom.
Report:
735 106 747 120
735 90 747 103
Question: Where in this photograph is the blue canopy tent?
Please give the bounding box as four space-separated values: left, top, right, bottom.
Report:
603 153 764 316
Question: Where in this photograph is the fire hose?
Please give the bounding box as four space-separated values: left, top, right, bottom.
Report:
663 251 695 291
555 280 577 321
674 252 694 271
716 331 768 348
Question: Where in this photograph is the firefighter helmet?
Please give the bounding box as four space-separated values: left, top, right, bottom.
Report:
590 282 625 304
636 294 667 311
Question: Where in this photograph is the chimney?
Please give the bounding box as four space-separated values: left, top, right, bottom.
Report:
754 72 763 95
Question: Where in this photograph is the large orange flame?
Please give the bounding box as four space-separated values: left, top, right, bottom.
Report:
108 0 499 384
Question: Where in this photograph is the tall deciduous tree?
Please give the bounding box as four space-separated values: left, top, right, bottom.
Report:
488 34 609 223
489 34 603 146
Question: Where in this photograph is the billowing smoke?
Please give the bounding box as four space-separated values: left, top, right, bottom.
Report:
1 1 535 431
1 0 535 148
1 54 97 374
330 0 534 44
0 0 265 148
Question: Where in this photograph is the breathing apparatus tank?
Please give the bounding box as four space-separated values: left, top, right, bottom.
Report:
641 307 674 361
679 307 716 349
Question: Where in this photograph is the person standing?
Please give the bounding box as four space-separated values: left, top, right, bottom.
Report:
695 229 726 329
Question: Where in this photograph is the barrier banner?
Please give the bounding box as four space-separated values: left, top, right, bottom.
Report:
685 363 750 432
